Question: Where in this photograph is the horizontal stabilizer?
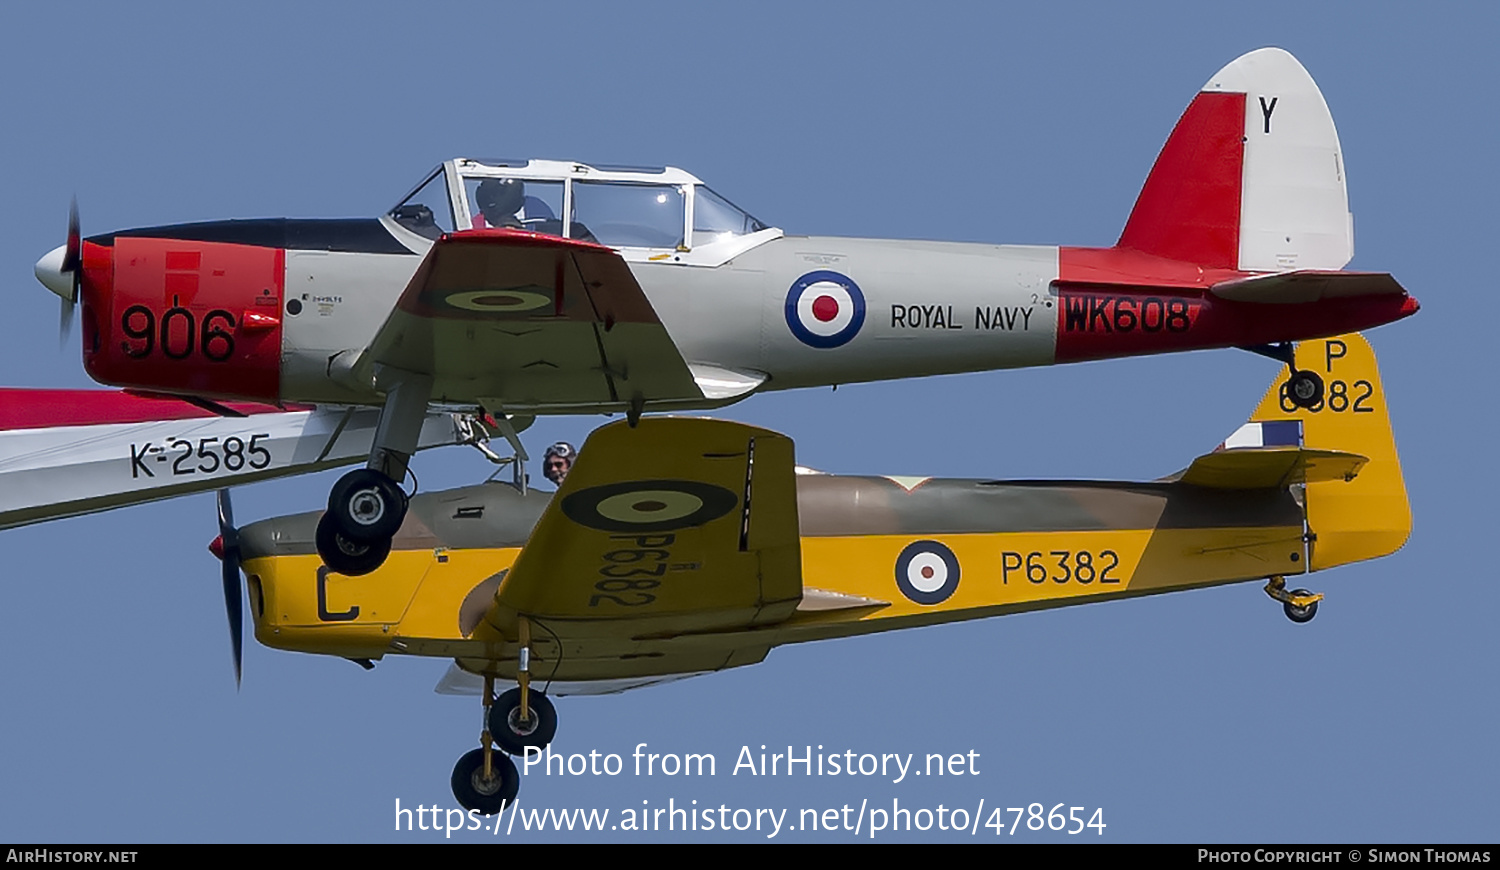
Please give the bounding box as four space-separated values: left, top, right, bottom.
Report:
1211 270 1409 304
1178 446 1367 489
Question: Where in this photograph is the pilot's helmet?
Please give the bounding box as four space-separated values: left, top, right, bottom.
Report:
476 178 525 218
543 442 576 463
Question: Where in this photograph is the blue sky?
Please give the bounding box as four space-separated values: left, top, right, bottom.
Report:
0 1 1492 842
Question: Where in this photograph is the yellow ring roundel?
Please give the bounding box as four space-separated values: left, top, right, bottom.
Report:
595 490 705 525
444 289 553 313
562 480 738 533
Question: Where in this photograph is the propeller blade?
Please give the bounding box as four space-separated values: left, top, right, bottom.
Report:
61 197 80 280
215 489 243 687
58 297 74 348
216 487 236 540
222 551 243 687
57 198 81 348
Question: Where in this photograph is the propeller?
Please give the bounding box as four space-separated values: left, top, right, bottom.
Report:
208 489 245 686
57 198 81 347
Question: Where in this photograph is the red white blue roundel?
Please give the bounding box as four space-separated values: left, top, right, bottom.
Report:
895 540 960 605
785 270 865 348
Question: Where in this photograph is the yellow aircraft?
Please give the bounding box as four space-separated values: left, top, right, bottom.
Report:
218 332 1408 814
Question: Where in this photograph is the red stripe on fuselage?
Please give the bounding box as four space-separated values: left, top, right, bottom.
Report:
1052 285 1417 363
0 390 295 431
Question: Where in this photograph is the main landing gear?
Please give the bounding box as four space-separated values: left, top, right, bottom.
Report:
316 374 431 576
315 375 533 577
451 619 557 815
1264 575 1323 624
318 467 409 576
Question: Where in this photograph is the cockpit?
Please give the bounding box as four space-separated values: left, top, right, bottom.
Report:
387 159 779 265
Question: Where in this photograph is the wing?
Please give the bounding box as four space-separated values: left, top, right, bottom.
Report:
364 229 705 411
0 389 466 529
471 417 801 642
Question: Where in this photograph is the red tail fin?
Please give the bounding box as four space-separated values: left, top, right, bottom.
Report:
1116 91 1246 270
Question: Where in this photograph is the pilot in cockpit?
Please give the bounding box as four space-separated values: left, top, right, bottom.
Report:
474 178 525 229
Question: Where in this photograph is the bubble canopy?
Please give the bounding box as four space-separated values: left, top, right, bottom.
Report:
387 159 776 263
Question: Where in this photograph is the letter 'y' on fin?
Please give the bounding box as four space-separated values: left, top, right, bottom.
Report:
1118 48 1354 273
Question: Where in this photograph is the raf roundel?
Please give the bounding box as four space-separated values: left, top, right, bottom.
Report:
444 289 553 313
894 540 961 605
422 284 556 317
561 480 739 533
784 270 866 348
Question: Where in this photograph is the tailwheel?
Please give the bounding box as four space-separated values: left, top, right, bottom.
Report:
315 513 391 577
1284 369 1324 409
489 688 558 755
1264 575 1323 624
451 748 519 815
1283 589 1319 623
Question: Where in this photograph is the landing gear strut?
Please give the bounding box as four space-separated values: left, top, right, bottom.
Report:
449 622 559 814
1264 575 1322 624
316 373 432 576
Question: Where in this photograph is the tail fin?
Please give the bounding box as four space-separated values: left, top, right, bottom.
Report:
1241 333 1410 570
1118 48 1353 273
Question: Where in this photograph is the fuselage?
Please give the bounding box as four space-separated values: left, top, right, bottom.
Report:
237 471 1310 682
59 214 1414 412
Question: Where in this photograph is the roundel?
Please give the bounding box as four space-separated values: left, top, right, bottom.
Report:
428 285 555 317
446 289 552 313
561 480 739 533
784 270 866 348
894 540 961 605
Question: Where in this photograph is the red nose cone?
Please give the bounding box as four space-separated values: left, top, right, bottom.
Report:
1400 295 1420 316
208 535 225 561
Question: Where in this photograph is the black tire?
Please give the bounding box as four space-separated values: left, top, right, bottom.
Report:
1284 588 1318 624
327 468 407 542
488 688 558 755
315 512 392 577
451 748 519 815
1286 370 1324 409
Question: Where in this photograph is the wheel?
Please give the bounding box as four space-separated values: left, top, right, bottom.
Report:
1285 370 1324 409
1284 588 1318 623
488 688 558 755
315 512 392 576
327 468 407 542
451 748 519 815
